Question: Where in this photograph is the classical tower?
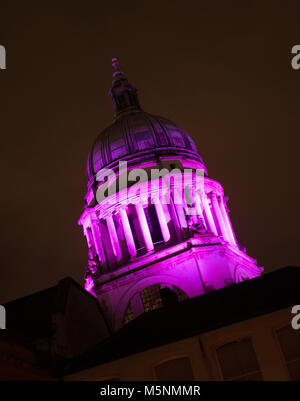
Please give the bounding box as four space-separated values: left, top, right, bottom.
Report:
79 59 263 331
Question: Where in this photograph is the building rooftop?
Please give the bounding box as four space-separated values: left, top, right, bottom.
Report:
63 266 300 376
2 266 299 378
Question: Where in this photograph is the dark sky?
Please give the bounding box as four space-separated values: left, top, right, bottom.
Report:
0 1 299 303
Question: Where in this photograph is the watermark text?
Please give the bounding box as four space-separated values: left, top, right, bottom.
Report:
291 305 300 329
291 45 300 70
0 45 6 70
0 305 6 329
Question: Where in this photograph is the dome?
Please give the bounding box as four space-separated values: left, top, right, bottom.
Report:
86 59 205 183
87 110 204 182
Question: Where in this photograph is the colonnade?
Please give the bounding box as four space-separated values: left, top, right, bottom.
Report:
85 190 237 269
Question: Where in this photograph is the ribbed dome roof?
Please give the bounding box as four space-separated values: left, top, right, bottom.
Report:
87 110 204 182
86 59 205 183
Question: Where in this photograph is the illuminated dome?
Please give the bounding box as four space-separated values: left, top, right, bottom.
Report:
86 58 205 183
79 58 263 331
87 111 204 182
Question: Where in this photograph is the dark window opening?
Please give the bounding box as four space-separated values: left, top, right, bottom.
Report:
217 338 262 381
155 357 195 381
141 284 188 314
277 325 300 381
141 284 163 312
123 303 134 325
144 204 163 244
128 213 143 250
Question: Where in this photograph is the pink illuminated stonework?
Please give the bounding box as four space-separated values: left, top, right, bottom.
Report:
79 59 263 331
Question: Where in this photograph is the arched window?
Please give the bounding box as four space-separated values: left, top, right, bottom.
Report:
173 286 189 302
123 303 134 325
141 284 163 313
123 284 189 325
216 338 262 380
154 357 195 381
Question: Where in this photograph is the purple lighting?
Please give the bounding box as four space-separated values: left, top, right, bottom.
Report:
79 59 263 330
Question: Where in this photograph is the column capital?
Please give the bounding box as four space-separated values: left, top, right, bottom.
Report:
151 196 161 205
117 205 128 213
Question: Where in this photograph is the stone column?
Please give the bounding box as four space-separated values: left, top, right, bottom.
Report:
106 215 122 262
153 197 170 242
209 192 230 242
202 193 218 235
195 193 207 229
119 208 137 259
135 203 154 251
172 187 188 234
219 196 237 245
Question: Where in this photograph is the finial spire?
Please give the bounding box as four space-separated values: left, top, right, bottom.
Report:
111 57 125 84
108 58 142 119
112 57 120 71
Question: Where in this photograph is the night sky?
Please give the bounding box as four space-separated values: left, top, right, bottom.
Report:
0 1 299 303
